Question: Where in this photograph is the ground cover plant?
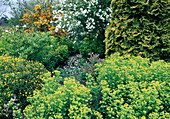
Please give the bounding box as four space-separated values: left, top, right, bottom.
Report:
14 72 101 118
98 80 170 118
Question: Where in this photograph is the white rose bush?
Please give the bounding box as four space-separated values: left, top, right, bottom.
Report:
52 0 112 57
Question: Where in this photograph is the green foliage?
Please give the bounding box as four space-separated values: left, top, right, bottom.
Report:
7 17 22 27
0 26 10 36
75 36 105 58
105 0 170 62
96 53 170 90
0 31 69 71
16 71 103 119
0 55 47 117
0 35 9 54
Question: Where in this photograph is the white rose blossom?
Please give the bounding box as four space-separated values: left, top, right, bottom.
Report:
22 25 26 28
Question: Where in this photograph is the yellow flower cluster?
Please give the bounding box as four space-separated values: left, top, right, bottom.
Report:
19 1 67 38
0 55 47 111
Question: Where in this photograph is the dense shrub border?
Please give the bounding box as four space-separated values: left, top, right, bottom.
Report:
13 53 170 118
0 0 169 118
95 53 170 90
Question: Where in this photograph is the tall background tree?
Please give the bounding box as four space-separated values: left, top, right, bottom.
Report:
0 0 10 26
0 0 10 18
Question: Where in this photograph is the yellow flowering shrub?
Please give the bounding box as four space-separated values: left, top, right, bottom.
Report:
16 71 103 119
0 55 47 117
19 1 67 38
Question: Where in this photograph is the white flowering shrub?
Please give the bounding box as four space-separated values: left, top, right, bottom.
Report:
52 0 112 57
